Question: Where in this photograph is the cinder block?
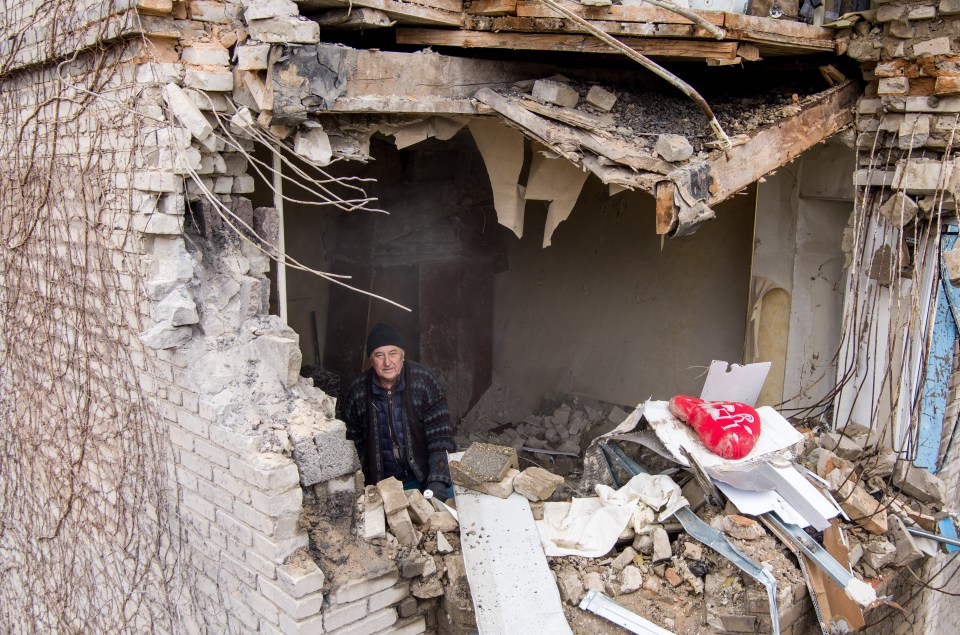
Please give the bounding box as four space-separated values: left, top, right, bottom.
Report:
259 577 324 620
330 572 400 605
324 599 368 631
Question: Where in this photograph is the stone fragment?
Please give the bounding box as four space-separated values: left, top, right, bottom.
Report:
386 508 420 548
397 596 418 618
862 538 897 570
652 526 672 562
427 510 458 533
139 322 192 350
619 566 643 594
889 516 925 566
252 334 301 388
400 555 428 578
513 467 564 501
162 84 214 141
181 41 230 66
878 76 910 95
450 443 518 485
893 462 947 506
888 19 913 39
868 245 897 286
914 37 952 57
293 126 332 165
405 489 436 525
556 568 584 605
714 514 765 540
633 533 653 555
377 477 410 515
943 0 960 14
530 502 545 520
436 532 454 554
682 542 703 561
879 191 919 227
898 115 931 149
411 577 444 598
532 79 579 108
936 76 960 96
471 468 519 499
655 134 694 162
585 85 617 111
583 572 604 592
153 287 199 326
364 486 386 540
612 546 639 572
874 3 905 21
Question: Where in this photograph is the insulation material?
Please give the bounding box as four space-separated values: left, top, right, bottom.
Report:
468 119 527 238
385 116 467 150
525 146 590 248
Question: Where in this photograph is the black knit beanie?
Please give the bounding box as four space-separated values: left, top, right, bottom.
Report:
366 323 406 356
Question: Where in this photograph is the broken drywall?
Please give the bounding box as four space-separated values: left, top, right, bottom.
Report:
468 118 527 238
525 145 590 248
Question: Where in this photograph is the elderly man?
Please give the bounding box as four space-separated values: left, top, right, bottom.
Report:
337 323 455 498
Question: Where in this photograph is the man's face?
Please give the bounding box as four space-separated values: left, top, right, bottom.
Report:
370 345 404 386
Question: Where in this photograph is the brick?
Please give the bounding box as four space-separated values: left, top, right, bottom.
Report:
879 76 910 95
194 438 232 468
196 478 236 511
323 599 368 631
279 612 325 635
168 425 196 451
277 559 325 598
229 453 300 491
377 477 409 515
259 577 324 620
532 79 578 108
330 572 399 605
513 466 564 501
215 509 254 546
181 41 230 66
210 424 262 455
213 466 253 504
178 410 210 438
246 16 321 44
244 586 280 624
220 551 259 589
183 490 217 521
326 608 397 635
383 617 427 635
585 85 617 111
237 44 271 71
190 0 229 22
245 0 298 20
253 531 310 564
232 500 275 533
244 544 279 578
368 582 411 612
250 486 303 517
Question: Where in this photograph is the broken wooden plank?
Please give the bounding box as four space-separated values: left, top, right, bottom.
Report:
466 15 713 38
467 0 518 15
704 81 859 207
516 0 725 25
396 28 740 59
722 12 834 40
297 0 463 26
729 29 836 53
517 98 614 132
655 180 678 235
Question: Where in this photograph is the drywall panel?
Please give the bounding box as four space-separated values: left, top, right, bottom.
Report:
493 181 755 411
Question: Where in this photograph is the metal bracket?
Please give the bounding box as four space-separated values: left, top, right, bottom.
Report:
579 590 676 635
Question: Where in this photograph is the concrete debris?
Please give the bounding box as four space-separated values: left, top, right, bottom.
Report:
878 191 919 227
514 466 565 501
619 565 643 594
471 468 519 499
861 537 897 570
293 126 333 165
139 321 192 350
386 507 420 547
449 442 518 486
655 133 694 162
377 476 410 515
585 85 617 112
888 516 925 566
651 526 673 562
611 546 638 571
532 79 579 108
363 486 386 540
405 489 436 524
556 567 585 605
712 514 766 541
436 531 454 554
893 461 947 507
827 470 889 535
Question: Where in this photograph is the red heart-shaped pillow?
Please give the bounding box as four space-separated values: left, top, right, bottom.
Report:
668 396 761 460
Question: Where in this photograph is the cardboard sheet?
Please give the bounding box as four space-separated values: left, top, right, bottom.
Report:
468 119 526 238
700 360 772 406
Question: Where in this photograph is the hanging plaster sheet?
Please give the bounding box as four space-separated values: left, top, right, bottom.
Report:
468 119 526 238
525 145 590 248
452 453 571 634
537 474 688 558
643 400 804 470
700 360 772 407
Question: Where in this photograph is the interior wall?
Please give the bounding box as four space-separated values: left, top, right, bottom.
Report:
493 181 756 411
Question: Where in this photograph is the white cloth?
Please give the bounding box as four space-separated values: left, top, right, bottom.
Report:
537 474 688 557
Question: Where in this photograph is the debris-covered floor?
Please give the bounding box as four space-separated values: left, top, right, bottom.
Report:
301 362 958 634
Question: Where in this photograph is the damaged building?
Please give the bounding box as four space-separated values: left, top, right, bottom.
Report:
1 0 960 632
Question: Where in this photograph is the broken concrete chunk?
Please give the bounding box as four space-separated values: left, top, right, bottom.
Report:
411 577 445 598
377 477 410 515
400 554 428 578
585 85 617 112
612 546 638 572
139 321 192 350
471 468 519 499
450 442 518 486
162 83 213 141
618 565 643 595
861 537 897 570
405 488 436 525
244 0 298 21
879 191 919 227
583 571 604 593
889 516 925 566
655 133 694 162
436 531 454 554
427 510 458 533
713 514 765 540
809 447 856 480
513 466 565 502
386 507 420 547
945 247 960 285
532 79 579 109
293 126 332 165
893 462 947 507
834 477 888 535
651 526 672 562
555 568 584 605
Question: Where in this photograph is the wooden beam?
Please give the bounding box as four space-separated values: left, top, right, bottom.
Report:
315 7 395 28
467 0 518 15
516 0 725 25
704 81 859 207
722 12 834 40
466 15 713 38
396 28 740 59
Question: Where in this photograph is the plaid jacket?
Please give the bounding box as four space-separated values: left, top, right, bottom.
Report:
337 361 454 486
